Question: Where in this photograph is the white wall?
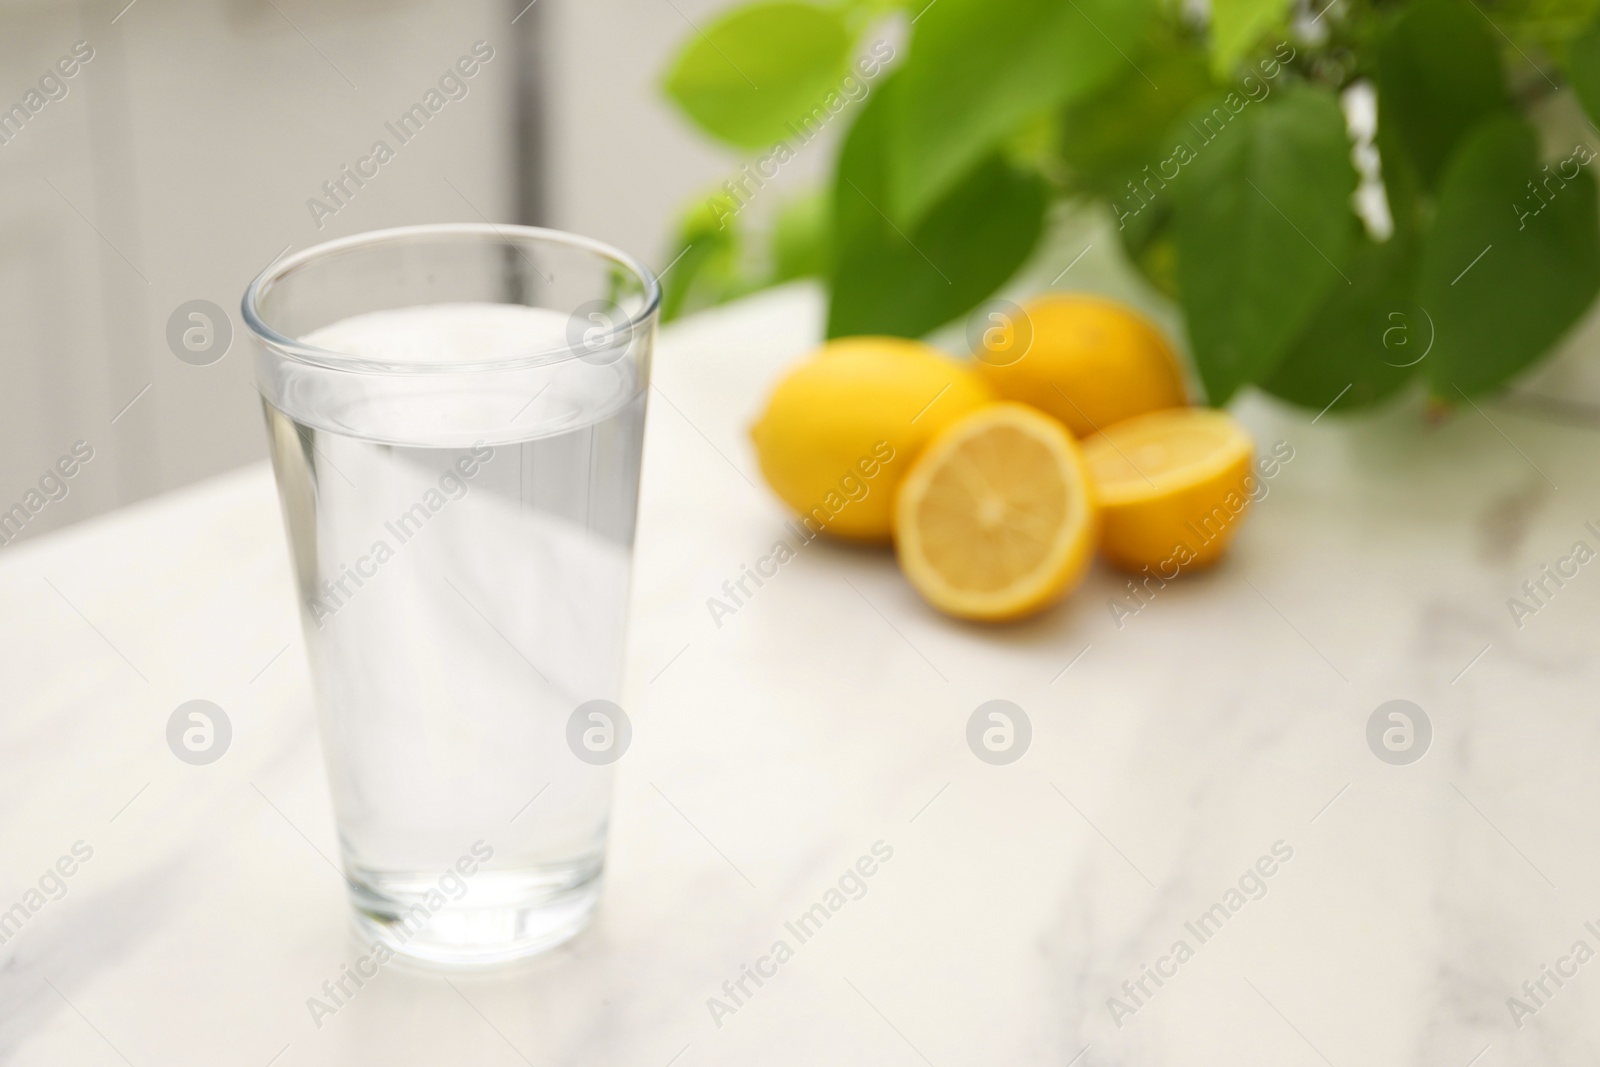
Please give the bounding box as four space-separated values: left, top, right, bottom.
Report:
0 0 518 544
0 0 805 546
539 0 841 273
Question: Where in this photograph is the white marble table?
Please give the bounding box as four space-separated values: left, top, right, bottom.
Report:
4 284 1600 1067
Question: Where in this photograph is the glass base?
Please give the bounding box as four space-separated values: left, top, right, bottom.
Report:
347 863 603 966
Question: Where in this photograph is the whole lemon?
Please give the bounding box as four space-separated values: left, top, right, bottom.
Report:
974 294 1187 437
750 337 993 542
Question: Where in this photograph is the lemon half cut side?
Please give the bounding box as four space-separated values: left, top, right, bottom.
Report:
894 403 1098 621
1081 407 1256 573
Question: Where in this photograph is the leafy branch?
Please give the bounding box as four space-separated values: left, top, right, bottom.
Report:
660 0 1600 412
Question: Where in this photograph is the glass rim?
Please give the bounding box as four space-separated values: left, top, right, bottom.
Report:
240 223 662 375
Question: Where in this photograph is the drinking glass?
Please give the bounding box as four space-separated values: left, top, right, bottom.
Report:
242 224 657 964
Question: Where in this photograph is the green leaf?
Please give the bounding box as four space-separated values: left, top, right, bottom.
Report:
1420 116 1600 396
1117 199 1180 299
889 0 1152 224
659 239 736 323
1209 0 1294 77
1172 85 1359 404
1377 0 1510 191
771 191 831 283
1499 0 1600 52
1060 31 1213 300
1260 237 1423 412
659 192 763 322
829 78 1047 339
663 2 854 150
1567 17 1600 127
658 208 738 323
1375 94 1426 244
1059 32 1217 199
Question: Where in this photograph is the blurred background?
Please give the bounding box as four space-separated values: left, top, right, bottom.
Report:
0 0 818 542
9 0 1600 546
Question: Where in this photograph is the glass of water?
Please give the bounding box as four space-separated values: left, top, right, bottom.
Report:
242 224 656 964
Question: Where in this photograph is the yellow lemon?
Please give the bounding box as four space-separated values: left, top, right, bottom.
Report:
1080 407 1255 573
974 293 1187 437
894 402 1097 621
750 337 993 542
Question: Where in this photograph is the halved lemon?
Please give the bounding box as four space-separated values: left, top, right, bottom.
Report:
894 403 1097 621
1080 408 1255 573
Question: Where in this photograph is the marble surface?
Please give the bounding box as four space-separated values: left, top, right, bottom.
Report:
4 284 1600 1067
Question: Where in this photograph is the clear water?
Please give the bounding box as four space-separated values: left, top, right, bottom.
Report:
261 304 647 962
